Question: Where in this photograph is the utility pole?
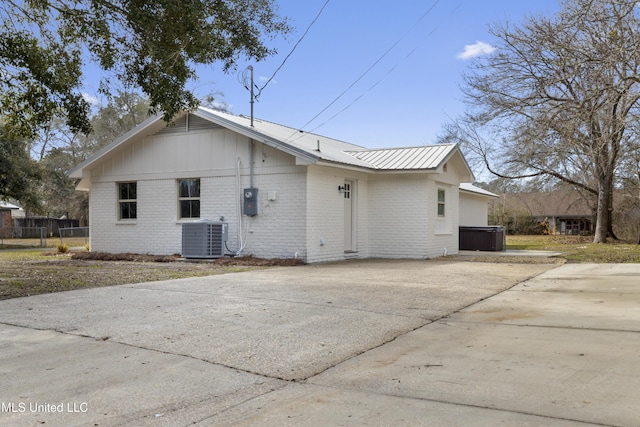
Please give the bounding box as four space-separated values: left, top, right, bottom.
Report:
248 65 254 127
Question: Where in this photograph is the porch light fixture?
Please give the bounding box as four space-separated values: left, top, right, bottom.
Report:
338 185 346 194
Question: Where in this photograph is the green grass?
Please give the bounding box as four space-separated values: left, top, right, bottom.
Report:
507 235 640 263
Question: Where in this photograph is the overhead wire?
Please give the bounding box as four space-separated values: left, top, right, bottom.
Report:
284 0 444 142
254 0 331 99
305 1 464 136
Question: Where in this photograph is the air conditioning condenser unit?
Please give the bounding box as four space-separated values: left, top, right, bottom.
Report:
182 221 228 258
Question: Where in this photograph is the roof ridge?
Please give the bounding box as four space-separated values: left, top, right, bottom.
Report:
199 107 366 148
344 142 456 153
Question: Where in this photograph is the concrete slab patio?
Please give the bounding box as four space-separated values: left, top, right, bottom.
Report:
0 259 638 426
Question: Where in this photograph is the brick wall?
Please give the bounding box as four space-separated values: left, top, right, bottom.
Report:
231 171 307 260
89 171 308 258
0 210 11 238
85 124 469 261
367 174 431 258
365 174 461 259
306 166 347 263
426 180 459 258
87 128 309 258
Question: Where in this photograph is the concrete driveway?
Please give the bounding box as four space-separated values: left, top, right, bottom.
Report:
0 259 638 426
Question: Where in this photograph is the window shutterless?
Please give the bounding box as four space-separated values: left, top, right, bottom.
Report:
118 182 137 220
178 178 200 219
437 188 445 217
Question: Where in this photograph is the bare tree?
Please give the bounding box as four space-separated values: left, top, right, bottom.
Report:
618 120 640 243
456 0 640 243
33 91 151 220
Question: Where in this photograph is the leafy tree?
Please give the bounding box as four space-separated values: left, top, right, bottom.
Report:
0 129 41 210
0 0 290 137
452 0 640 243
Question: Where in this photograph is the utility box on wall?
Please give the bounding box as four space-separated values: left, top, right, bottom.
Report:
243 188 258 216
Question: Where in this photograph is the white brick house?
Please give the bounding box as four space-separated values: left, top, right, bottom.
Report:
70 107 479 263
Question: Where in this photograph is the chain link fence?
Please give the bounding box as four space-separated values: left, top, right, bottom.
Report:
0 227 90 248
58 227 90 247
0 227 48 247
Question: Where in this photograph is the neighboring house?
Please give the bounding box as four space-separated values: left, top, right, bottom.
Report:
69 107 478 263
492 191 594 235
0 201 20 238
493 189 640 238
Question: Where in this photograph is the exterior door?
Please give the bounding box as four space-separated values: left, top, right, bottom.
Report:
344 180 354 252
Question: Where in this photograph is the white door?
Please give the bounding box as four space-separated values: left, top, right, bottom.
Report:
344 180 354 252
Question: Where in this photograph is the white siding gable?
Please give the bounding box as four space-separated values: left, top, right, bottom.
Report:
87 122 308 257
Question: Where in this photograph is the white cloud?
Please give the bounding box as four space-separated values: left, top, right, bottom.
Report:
82 92 100 106
457 41 496 60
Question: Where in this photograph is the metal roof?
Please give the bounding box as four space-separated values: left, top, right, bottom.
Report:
343 144 456 170
195 108 376 169
0 201 20 210
195 109 467 172
70 107 473 179
459 183 499 198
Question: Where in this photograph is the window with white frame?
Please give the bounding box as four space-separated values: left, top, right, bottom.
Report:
118 182 137 220
437 188 445 217
178 178 200 219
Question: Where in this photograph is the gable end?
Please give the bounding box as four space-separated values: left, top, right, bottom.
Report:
156 113 223 135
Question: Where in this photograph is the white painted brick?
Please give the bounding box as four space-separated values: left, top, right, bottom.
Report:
86 126 468 262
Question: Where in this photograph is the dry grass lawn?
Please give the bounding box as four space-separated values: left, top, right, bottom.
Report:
0 249 302 300
0 234 637 301
507 235 640 263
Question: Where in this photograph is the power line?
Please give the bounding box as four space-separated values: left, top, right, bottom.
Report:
305 2 464 136
286 0 443 141
255 0 331 99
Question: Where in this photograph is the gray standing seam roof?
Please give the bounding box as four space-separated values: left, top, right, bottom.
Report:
70 107 463 178
344 144 455 170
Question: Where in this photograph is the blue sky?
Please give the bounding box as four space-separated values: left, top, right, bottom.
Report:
84 0 560 149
